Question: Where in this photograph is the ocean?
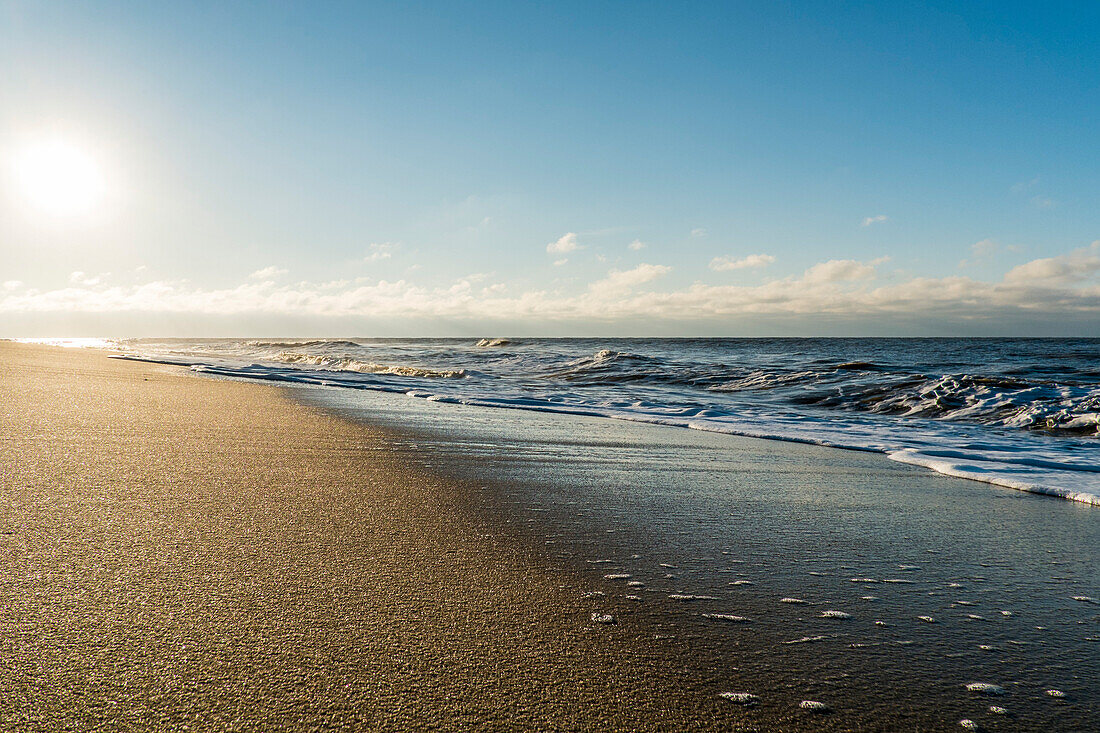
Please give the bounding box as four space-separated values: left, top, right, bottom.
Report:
107 337 1100 504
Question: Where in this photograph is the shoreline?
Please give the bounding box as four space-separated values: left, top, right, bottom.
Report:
0 342 750 730
5 342 1097 731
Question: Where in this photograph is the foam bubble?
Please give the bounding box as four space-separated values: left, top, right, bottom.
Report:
959 720 978 730
989 706 1007 715
669 594 719 601
850 577 878 583
1046 689 1066 698
780 597 809 604
965 682 1005 695
821 610 852 619
590 612 616 624
918 615 936 623
799 700 830 712
719 692 759 705
604 573 631 580
581 591 606 599
626 581 645 587
702 613 751 623
729 580 753 586
784 635 826 644
1072 596 1099 604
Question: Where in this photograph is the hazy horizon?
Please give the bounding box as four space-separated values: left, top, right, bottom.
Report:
3 1 1100 336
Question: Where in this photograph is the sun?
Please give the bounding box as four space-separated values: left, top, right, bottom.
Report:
10 139 106 218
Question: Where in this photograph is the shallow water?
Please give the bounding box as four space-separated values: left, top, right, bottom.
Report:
298 385 1100 731
98 337 1100 504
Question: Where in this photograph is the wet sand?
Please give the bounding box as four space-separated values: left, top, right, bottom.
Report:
0 343 748 731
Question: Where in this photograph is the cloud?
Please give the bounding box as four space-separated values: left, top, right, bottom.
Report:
1004 241 1100 285
249 266 288 280
589 263 671 295
690 228 707 238
2 280 23 291
628 239 646 251
709 254 775 272
553 258 569 267
365 242 399 262
6 247 1100 330
801 257 887 284
1030 196 1056 209
861 215 889 227
547 232 580 254
1011 177 1040 194
971 239 998 257
68 271 103 286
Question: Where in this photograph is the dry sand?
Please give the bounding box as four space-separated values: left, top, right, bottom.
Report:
0 343 751 731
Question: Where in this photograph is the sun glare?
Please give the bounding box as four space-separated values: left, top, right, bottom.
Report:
10 139 106 218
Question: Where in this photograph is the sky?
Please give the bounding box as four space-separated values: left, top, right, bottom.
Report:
2 0 1099 336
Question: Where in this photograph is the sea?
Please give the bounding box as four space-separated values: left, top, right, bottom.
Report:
101 336 1100 504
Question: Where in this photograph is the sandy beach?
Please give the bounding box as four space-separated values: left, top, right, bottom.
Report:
0 342 749 731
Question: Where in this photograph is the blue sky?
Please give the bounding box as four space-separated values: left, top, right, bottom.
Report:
2 0 1099 335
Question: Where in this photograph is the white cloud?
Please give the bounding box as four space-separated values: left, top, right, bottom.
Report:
628 239 646 251
249 266 288 280
553 258 569 267
589 263 671 295
861 215 889 227
801 257 888 284
690 228 707 238
6 248 1100 329
1004 241 1100 284
709 253 775 272
68 271 103 286
2 280 23 291
971 239 998 257
365 242 399 262
547 232 580 254
1011 177 1040 193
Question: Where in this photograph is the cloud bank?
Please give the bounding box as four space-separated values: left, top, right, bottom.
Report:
4 247 1100 334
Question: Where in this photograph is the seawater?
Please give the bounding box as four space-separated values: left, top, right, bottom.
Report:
105 337 1100 504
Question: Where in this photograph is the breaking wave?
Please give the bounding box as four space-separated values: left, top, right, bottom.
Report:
107 337 1100 505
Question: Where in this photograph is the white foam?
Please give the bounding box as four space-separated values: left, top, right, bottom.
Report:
626 581 645 587
861 596 879 601
965 682 1005 695
719 692 759 705
1046 689 1066 698
780 597 809 604
821 610 852 619
918 615 936 623
989 706 1007 714
702 613 751 622
850 577 878 583
784 635 826 644
959 720 978 730
603 573 631 580
590 612 616 624
1072 596 1099 604
669 594 719 601
581 591 606 598
799 700 830 712
729 580 753 586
